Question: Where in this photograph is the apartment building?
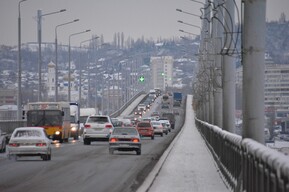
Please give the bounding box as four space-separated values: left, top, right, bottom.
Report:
236 60 289 118
150 56 173 91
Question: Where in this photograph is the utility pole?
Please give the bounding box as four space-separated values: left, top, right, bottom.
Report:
222 0 236 133
242 0 266 144
212 0 223 127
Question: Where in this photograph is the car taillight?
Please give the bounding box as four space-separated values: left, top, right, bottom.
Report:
36 143 47 147
85 124 91 128
132 138 139 143
110 138 118 142
105 124 113 128
9 143 19 147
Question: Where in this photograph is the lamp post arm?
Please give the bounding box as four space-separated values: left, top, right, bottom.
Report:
41 9 66 17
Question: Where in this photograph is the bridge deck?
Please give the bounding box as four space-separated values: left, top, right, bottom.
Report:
137 95 230 192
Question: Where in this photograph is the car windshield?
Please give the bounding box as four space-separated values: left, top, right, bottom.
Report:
138 122 151 127
13 130 42 138
151 121 160 125
113 128 137 135
88 116 109 123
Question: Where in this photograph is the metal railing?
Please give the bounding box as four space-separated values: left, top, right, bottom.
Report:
0 120 27 136
110 91 146 118
195 118 289 192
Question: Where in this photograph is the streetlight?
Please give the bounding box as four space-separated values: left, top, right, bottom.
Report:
54 19 79 102
190 0 205 5
177 20 201 30
179 29 199 37
176 8 201 18
17 0 28 120
68 29 91 102
79 36 99 107
37 8 66 101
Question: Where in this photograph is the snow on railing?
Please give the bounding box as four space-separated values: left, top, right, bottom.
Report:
195 118 289 192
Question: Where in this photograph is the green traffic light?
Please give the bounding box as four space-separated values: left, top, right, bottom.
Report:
139 76 145 82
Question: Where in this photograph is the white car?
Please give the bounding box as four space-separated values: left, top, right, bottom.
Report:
0 129 7 153
158 119 171 134
8 127 52 161
150 121 164 137
83 115 114 145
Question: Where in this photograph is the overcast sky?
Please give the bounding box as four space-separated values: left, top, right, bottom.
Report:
0 0 289 47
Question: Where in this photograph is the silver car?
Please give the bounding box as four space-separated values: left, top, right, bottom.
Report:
8 127 52 161
151 121 164 137
83 115 114 145
0 129 7 153
109 127 141 155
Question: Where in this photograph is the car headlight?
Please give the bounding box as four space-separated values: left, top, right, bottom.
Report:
55 131 61 135
71 126 77 132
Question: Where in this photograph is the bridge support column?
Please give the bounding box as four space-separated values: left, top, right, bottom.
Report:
242 0 266 144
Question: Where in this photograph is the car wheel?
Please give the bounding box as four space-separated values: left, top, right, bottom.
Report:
136 149 141 155
151 135 154 140
161 133 163 137
59 139 64 143
42 155 47 161
109 149 114 155
0 141 5 153
83 138 91 145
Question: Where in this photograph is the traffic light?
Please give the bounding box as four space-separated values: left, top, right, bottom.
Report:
139 76 145 82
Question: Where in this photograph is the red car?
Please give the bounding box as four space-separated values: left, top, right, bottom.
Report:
136 121 154 140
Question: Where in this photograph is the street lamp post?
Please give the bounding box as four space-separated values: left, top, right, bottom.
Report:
190 0 205 5
177 20 201 30
54 19 79 102
68 29 91 102
17 0 28 120
176 8 201 18
78 36 99 107
37 8 66 102
179 29 199 37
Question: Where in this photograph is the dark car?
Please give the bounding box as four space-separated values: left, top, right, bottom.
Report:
109 127 141 155
161 112 175 129
136 121 154 140
0 129 7 153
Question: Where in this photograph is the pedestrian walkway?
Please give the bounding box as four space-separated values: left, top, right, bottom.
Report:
137 95 230 192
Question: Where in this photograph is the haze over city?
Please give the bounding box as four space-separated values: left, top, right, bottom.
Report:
0 0 289 46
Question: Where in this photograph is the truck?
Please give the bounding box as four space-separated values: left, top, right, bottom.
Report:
26 102 70 143
173 92 183 107
70 102 80 140
161 94 170 105
79 108 97 134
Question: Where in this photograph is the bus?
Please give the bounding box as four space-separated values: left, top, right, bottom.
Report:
26 102 70 143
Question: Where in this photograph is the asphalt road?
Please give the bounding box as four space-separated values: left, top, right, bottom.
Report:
0 96 185 192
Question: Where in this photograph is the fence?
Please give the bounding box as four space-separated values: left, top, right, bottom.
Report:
195 118 289 192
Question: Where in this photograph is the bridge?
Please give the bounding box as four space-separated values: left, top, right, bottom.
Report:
1 93 289 192
1 1 289 191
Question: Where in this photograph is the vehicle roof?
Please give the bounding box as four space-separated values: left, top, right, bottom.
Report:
89 114 110 117
137 121 152 124
14 127 44 130
113 127 138 132
159 119 170 122
151 121 161 124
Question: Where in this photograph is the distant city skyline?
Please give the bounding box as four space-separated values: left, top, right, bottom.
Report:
0 0 288 47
